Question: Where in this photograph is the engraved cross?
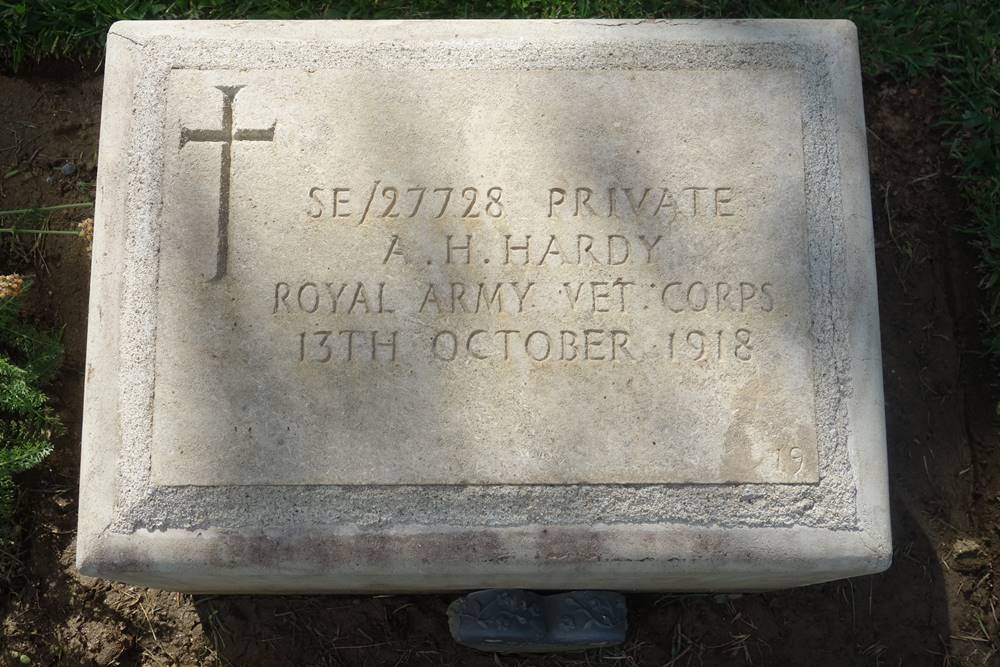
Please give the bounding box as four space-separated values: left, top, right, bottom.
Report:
180 85 276 282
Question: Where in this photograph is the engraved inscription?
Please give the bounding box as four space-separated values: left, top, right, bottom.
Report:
308 184 505 220
154 68 818 486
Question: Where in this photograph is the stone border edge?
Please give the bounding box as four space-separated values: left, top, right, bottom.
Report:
76 20 891 590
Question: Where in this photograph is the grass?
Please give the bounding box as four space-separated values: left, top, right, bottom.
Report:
0 204 89 584
0 280 63 585
0 0 996 355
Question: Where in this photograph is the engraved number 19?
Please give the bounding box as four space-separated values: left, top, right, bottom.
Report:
773 446 804 475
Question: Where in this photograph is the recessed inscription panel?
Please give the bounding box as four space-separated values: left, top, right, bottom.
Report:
151 68 817 485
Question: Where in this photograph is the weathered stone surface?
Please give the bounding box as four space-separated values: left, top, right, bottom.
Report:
78 19 890 592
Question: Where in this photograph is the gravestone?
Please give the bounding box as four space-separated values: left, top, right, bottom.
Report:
78 19 890 592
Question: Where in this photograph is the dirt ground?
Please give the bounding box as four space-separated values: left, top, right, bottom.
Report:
0 61 998 666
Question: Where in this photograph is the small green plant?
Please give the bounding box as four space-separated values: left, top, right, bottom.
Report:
0 202 94 236
0 275 62 583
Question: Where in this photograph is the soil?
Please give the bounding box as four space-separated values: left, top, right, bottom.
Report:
0 64 998 666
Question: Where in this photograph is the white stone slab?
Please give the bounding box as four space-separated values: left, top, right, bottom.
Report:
78 19 890 592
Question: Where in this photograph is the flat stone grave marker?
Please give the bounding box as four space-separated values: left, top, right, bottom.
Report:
78 19 890 592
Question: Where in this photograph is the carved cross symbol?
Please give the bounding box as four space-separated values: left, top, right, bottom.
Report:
180 85 275 282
